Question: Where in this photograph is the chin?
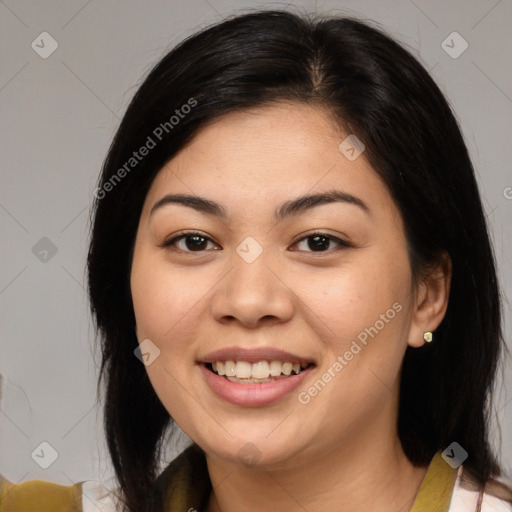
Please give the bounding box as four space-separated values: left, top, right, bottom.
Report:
197 430 308 469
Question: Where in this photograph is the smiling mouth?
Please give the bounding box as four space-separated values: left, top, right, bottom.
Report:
206 360 314 384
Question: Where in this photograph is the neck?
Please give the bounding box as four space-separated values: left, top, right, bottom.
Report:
204 429 428 512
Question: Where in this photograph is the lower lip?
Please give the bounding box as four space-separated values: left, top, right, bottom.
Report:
199 364 314 407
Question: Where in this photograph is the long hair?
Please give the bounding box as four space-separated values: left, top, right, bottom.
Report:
87 9 511 511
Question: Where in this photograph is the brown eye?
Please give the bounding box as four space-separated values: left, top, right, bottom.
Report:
161 231 352 255
162 231 219 252
293 233 352 253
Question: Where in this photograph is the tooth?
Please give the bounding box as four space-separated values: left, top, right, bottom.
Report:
282 362 292 376
216 361 225 376
219 360 305 379
225 360 236 376
235 361 252 379
252 361 270 379
269 360 282 377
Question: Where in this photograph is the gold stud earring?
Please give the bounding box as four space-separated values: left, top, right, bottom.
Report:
423 331 433 343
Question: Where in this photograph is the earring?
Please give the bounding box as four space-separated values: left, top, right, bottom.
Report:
423 331 433 343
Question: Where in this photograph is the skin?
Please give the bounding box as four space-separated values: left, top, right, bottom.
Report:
130 102 451 512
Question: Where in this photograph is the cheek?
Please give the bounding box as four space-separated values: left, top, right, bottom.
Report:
130 249 206 426
301 258 410 350
131 249 204 342
296 265 410 424
297 255 413 417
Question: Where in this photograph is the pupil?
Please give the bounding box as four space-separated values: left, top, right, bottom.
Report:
186 236 207 251
308 235 329 251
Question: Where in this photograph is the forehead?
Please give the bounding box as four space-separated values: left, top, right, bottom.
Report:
143 102 394 221
173 102 346 174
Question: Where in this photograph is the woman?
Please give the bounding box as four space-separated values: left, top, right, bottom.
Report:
1 8 511 512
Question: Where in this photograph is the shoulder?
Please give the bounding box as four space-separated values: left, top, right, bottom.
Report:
0 474 119 512
1 446 209 512
449 467 512 512
152 443 211 511
81 480 120 512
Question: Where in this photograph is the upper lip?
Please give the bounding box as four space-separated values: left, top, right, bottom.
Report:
198 347 315 365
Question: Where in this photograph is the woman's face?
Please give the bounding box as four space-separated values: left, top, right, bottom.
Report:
130 102 439 467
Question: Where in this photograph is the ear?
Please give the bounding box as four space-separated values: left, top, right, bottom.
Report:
407 253 452 348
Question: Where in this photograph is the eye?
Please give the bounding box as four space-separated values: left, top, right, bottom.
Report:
161 231 220 252
161 230 352 254
292 232 352 253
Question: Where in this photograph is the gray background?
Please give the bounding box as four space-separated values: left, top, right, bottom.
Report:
1 0 511 488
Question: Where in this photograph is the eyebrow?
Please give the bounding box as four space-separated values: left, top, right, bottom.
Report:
150 189 370 221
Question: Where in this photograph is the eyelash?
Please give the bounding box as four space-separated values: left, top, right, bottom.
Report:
160 230 352 255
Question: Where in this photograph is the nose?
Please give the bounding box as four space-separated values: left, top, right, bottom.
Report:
210 249 295 329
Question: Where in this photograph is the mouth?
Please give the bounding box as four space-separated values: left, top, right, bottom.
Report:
205 360 315 384
198 347 317 406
